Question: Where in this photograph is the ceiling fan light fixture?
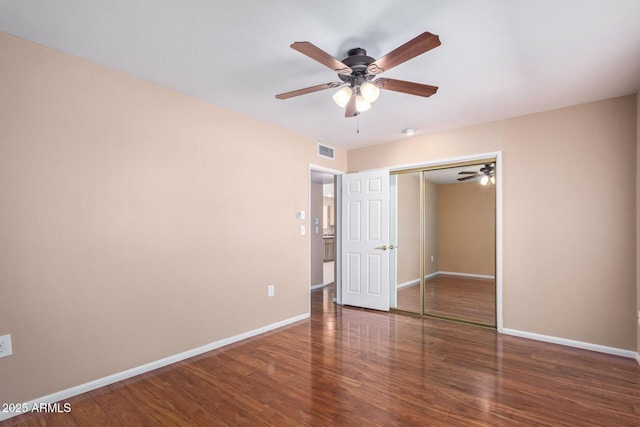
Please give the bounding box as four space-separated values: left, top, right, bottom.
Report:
490 176 496 184
276 32 441 121
332 87 352 108
360 81 380 103
355 95 371 112
480 175 490 185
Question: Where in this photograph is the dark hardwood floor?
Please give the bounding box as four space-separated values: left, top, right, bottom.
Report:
397 274 496 325
4 283 640 426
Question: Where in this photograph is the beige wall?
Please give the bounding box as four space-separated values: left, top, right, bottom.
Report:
438 182 495 276
349 95 637 351
310 182 323 287
0 33 346 404
637 91 640 359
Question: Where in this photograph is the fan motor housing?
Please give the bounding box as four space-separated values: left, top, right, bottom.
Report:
339 48 376 83
480 164 494 174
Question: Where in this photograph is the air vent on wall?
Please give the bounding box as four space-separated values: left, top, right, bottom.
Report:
318 143 335 159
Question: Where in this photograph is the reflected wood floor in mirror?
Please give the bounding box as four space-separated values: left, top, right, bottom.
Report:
5 283 640 426
397 274 496 325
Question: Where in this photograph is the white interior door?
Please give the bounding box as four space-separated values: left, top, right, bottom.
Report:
341 169 390 311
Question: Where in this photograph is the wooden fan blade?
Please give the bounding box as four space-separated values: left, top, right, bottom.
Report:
458 171 477 174
345 92 357 118
374 78 438 97
457 175 478 181
367 32 441 74
275 82 342 100
291 42 352 75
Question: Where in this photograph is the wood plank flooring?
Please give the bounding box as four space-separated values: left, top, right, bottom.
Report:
4 284 640 426
396 274 496 325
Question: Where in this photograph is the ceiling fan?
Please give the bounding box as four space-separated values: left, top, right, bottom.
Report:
458 163 495 185
275 32 441 117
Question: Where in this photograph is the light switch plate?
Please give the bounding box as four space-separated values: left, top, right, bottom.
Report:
0 334 12 358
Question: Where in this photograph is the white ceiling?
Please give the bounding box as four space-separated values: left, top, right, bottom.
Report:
1 0 639 150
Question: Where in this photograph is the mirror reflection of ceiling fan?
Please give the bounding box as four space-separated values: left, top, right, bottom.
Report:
275 32 441 117
457 163 495 185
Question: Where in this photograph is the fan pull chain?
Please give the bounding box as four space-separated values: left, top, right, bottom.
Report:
356 114 360 134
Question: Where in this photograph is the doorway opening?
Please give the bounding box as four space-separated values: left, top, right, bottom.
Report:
309 167 342 296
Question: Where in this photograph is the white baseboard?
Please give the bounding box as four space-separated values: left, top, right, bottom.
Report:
636 352 640 366
397 278 420 288
502 328 637 359
0 313 310 422
310 283 325 291
438 271 495 280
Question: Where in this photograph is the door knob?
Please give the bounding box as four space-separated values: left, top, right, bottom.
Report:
389 244 396 250
374 245 387 251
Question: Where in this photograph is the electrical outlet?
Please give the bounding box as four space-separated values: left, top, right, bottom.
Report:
0 334 12 358
637 311 640 326
268 285 275 297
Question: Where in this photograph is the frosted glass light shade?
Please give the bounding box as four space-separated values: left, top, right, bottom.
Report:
360 82 380 103
480 175 489 185
355 95 371 112
332 87 352 108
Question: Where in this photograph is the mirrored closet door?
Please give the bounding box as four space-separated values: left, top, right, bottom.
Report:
390 161 497 327
390 171 422 314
